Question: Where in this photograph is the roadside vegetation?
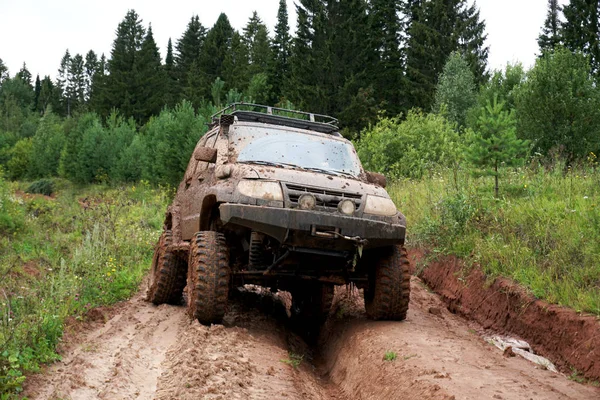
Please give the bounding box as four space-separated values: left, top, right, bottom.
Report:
0 176 169 396
359 47 600 317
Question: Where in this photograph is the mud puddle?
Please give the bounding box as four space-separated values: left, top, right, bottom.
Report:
25 277 599 399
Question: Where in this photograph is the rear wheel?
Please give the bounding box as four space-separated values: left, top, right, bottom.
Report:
147 230 187 305
364 246 411 321
187 231 231 325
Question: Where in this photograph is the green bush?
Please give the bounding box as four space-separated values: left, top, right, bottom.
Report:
25 179 54 196
356 110 461 179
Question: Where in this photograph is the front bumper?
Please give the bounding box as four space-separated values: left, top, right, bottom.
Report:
219 203 405 249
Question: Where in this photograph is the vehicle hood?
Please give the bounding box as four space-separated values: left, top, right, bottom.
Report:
243 165 390 198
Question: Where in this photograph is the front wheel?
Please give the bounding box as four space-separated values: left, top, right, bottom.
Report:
186 231 231 325
146 230 187 305
364 246 411 321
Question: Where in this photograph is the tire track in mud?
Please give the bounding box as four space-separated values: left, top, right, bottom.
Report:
24 278 599 400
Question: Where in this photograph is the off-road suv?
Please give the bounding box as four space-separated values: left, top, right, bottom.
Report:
147 103 410 325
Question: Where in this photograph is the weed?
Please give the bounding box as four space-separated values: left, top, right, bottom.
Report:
0 180 169 396
569 368 586 384
384 351 397 362
280 352 303 368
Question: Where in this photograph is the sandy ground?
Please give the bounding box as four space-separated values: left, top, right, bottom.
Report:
24 278 600 400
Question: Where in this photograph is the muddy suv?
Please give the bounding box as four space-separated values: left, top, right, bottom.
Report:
147 103 410 325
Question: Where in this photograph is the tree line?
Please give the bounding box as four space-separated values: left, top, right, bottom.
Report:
0 0 599 187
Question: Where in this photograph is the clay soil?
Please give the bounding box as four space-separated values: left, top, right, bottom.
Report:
412 249 600 381
24 271 599 400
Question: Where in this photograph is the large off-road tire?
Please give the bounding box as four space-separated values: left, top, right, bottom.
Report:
147 230 187 305
187 231 231 325
364 245 411 321
291 283 334 323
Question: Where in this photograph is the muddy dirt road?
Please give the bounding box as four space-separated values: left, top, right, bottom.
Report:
25 277 599 400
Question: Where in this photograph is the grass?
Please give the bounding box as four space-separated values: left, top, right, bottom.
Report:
0 176 171 397
280 352 303 369
388 162 600 317
384 351 397 362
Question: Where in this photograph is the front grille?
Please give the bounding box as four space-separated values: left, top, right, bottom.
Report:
285 183 362 211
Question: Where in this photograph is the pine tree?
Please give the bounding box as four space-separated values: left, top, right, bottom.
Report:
57 49 72 116
467 97 529 198
562 0 600 76
103 10 146 119
538 0 562 54
134 24 167 123
271 0 292 101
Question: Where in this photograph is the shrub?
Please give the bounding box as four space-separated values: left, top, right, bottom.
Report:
357 110 461 179
26 179 54 196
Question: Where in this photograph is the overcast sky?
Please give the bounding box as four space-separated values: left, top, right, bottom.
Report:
0 0 567 80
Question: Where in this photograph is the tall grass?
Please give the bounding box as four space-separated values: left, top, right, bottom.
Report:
0 179 170 397
388 163 600 316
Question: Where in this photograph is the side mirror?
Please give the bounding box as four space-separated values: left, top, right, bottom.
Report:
194 147 217 163
366 171 387 188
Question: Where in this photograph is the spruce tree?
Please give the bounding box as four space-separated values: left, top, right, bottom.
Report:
134 24 167 123
406 0 488 111
288 1 328 112
199 13 234 98
37 76 59 114
562 0 600 76
459 3 489 85
243 12 272 77
222 32 250 92
175 15 207 102
70 54 86 110
271 0 292 101
84 50 99 101
165 38 178 107
0 58 8 83
538 0 562 54
369 0 405 116
103 10 145 119
16 63 32 88
57 49 73 116
33 74 41 113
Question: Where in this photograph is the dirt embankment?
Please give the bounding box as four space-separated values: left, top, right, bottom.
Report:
25 275 599 400
411 249 600 381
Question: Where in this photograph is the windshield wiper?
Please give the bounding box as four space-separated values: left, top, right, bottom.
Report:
302 167 342 176
239 160 295 168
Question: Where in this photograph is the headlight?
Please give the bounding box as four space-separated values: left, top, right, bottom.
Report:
237 180 283 201
364 195 397 216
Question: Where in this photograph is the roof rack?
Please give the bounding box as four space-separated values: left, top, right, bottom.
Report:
210 103 340 134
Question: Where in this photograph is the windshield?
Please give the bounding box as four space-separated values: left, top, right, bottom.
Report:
232 128 362 177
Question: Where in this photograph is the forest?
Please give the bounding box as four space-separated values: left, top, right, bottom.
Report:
2 0 600 395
